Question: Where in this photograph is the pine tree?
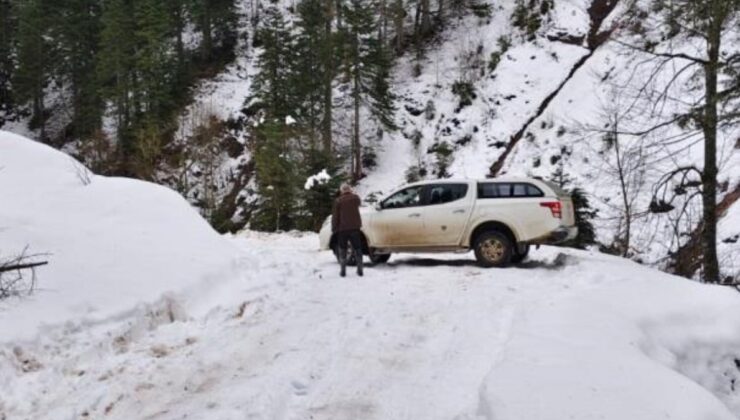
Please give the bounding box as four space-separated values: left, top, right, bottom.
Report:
14 0 49 140
295 0 336 153
550 163 598 249
251 6 296 121
169 0 189 84
342 0 396 181
248 9 301 231
135 0 176 123
252 120 299 231
301 149 344 231
52 0 103 140
97 0 137 158
189 0 237 62
0 0 15 112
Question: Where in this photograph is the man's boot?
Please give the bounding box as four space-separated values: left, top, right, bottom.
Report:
356 249 364 277
339 247 347 277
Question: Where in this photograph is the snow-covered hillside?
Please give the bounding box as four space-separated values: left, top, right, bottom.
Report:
2 132 740 419
1 0 737 280
171 0 740 280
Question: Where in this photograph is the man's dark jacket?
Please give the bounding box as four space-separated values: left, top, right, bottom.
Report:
332 192 362 232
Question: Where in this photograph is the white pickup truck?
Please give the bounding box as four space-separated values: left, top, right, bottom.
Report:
319 178 577 267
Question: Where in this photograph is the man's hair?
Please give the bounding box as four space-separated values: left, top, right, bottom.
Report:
340 183 352 193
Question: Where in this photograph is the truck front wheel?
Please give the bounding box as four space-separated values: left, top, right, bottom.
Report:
474 231 513 267
369 250 391 264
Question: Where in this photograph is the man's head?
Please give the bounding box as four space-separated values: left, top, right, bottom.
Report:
340 183 352 194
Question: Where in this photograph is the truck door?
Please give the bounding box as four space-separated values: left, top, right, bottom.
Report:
418 183 472 246
373 185 427 247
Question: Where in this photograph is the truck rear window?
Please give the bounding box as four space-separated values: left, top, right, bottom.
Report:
477 183 544 198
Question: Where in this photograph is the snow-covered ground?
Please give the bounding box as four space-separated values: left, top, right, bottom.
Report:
2 132 740 420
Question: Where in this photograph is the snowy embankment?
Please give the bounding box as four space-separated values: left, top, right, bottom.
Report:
2 132 740 419
0 131 241 343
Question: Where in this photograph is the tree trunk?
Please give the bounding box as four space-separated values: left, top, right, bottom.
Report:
201 2 213 61
700 14 721 283
352 69 361 181
613 121 631 257
378 0 387 45
322 0 334 153
175 5 185 66
335 0 343 30
394 0 404 53
352 33 361 182
33 70 45 143
420 0 431 37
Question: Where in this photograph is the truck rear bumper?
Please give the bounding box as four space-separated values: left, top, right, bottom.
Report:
528 226 578 245
551 226 578 243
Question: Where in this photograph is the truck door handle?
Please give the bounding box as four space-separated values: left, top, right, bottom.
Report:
452 209 465 214
408 213 421 218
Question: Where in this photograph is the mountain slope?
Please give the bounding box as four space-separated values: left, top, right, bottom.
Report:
175 0 738 280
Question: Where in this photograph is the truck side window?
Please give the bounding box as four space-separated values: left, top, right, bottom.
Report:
382 186 424 209
526 184 544 197
513 184 527 196
478 183 543 198
478 183 511 198
428 184 468 205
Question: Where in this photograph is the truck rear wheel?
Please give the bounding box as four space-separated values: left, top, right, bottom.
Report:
474 231 513 267
511 244 530 263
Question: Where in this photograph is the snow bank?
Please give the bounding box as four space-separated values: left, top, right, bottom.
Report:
481 253 740 420
0 131 240 343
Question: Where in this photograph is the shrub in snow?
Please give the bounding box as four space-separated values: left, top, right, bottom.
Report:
512 0 553 40
304 169 331 190
488 37 510 74
424 100 436 120
451 80 476 111
550 165 598 249
362 146 378 170
470 2 492 19
405 164 427 183
428 142 454 178
298 151 344 232
410 129 423 147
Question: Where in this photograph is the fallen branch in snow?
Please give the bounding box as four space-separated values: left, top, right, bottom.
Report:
0 247 49 300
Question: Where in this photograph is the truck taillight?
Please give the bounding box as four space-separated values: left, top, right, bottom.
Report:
540 201 562 218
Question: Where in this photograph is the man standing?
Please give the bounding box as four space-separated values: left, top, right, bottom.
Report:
332 183 363 277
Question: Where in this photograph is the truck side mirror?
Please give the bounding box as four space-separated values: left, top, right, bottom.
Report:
375 202 383 211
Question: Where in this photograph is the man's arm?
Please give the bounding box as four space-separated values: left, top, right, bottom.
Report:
332 200 339 232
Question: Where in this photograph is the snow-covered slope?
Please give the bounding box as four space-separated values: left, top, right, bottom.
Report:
3 230 740 419
174 0 739 278
0 131 241 343
3 0 736 279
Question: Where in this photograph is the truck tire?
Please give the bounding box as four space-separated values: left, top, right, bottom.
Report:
511 244 530 263
369 251 391 264
474 230 513 267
